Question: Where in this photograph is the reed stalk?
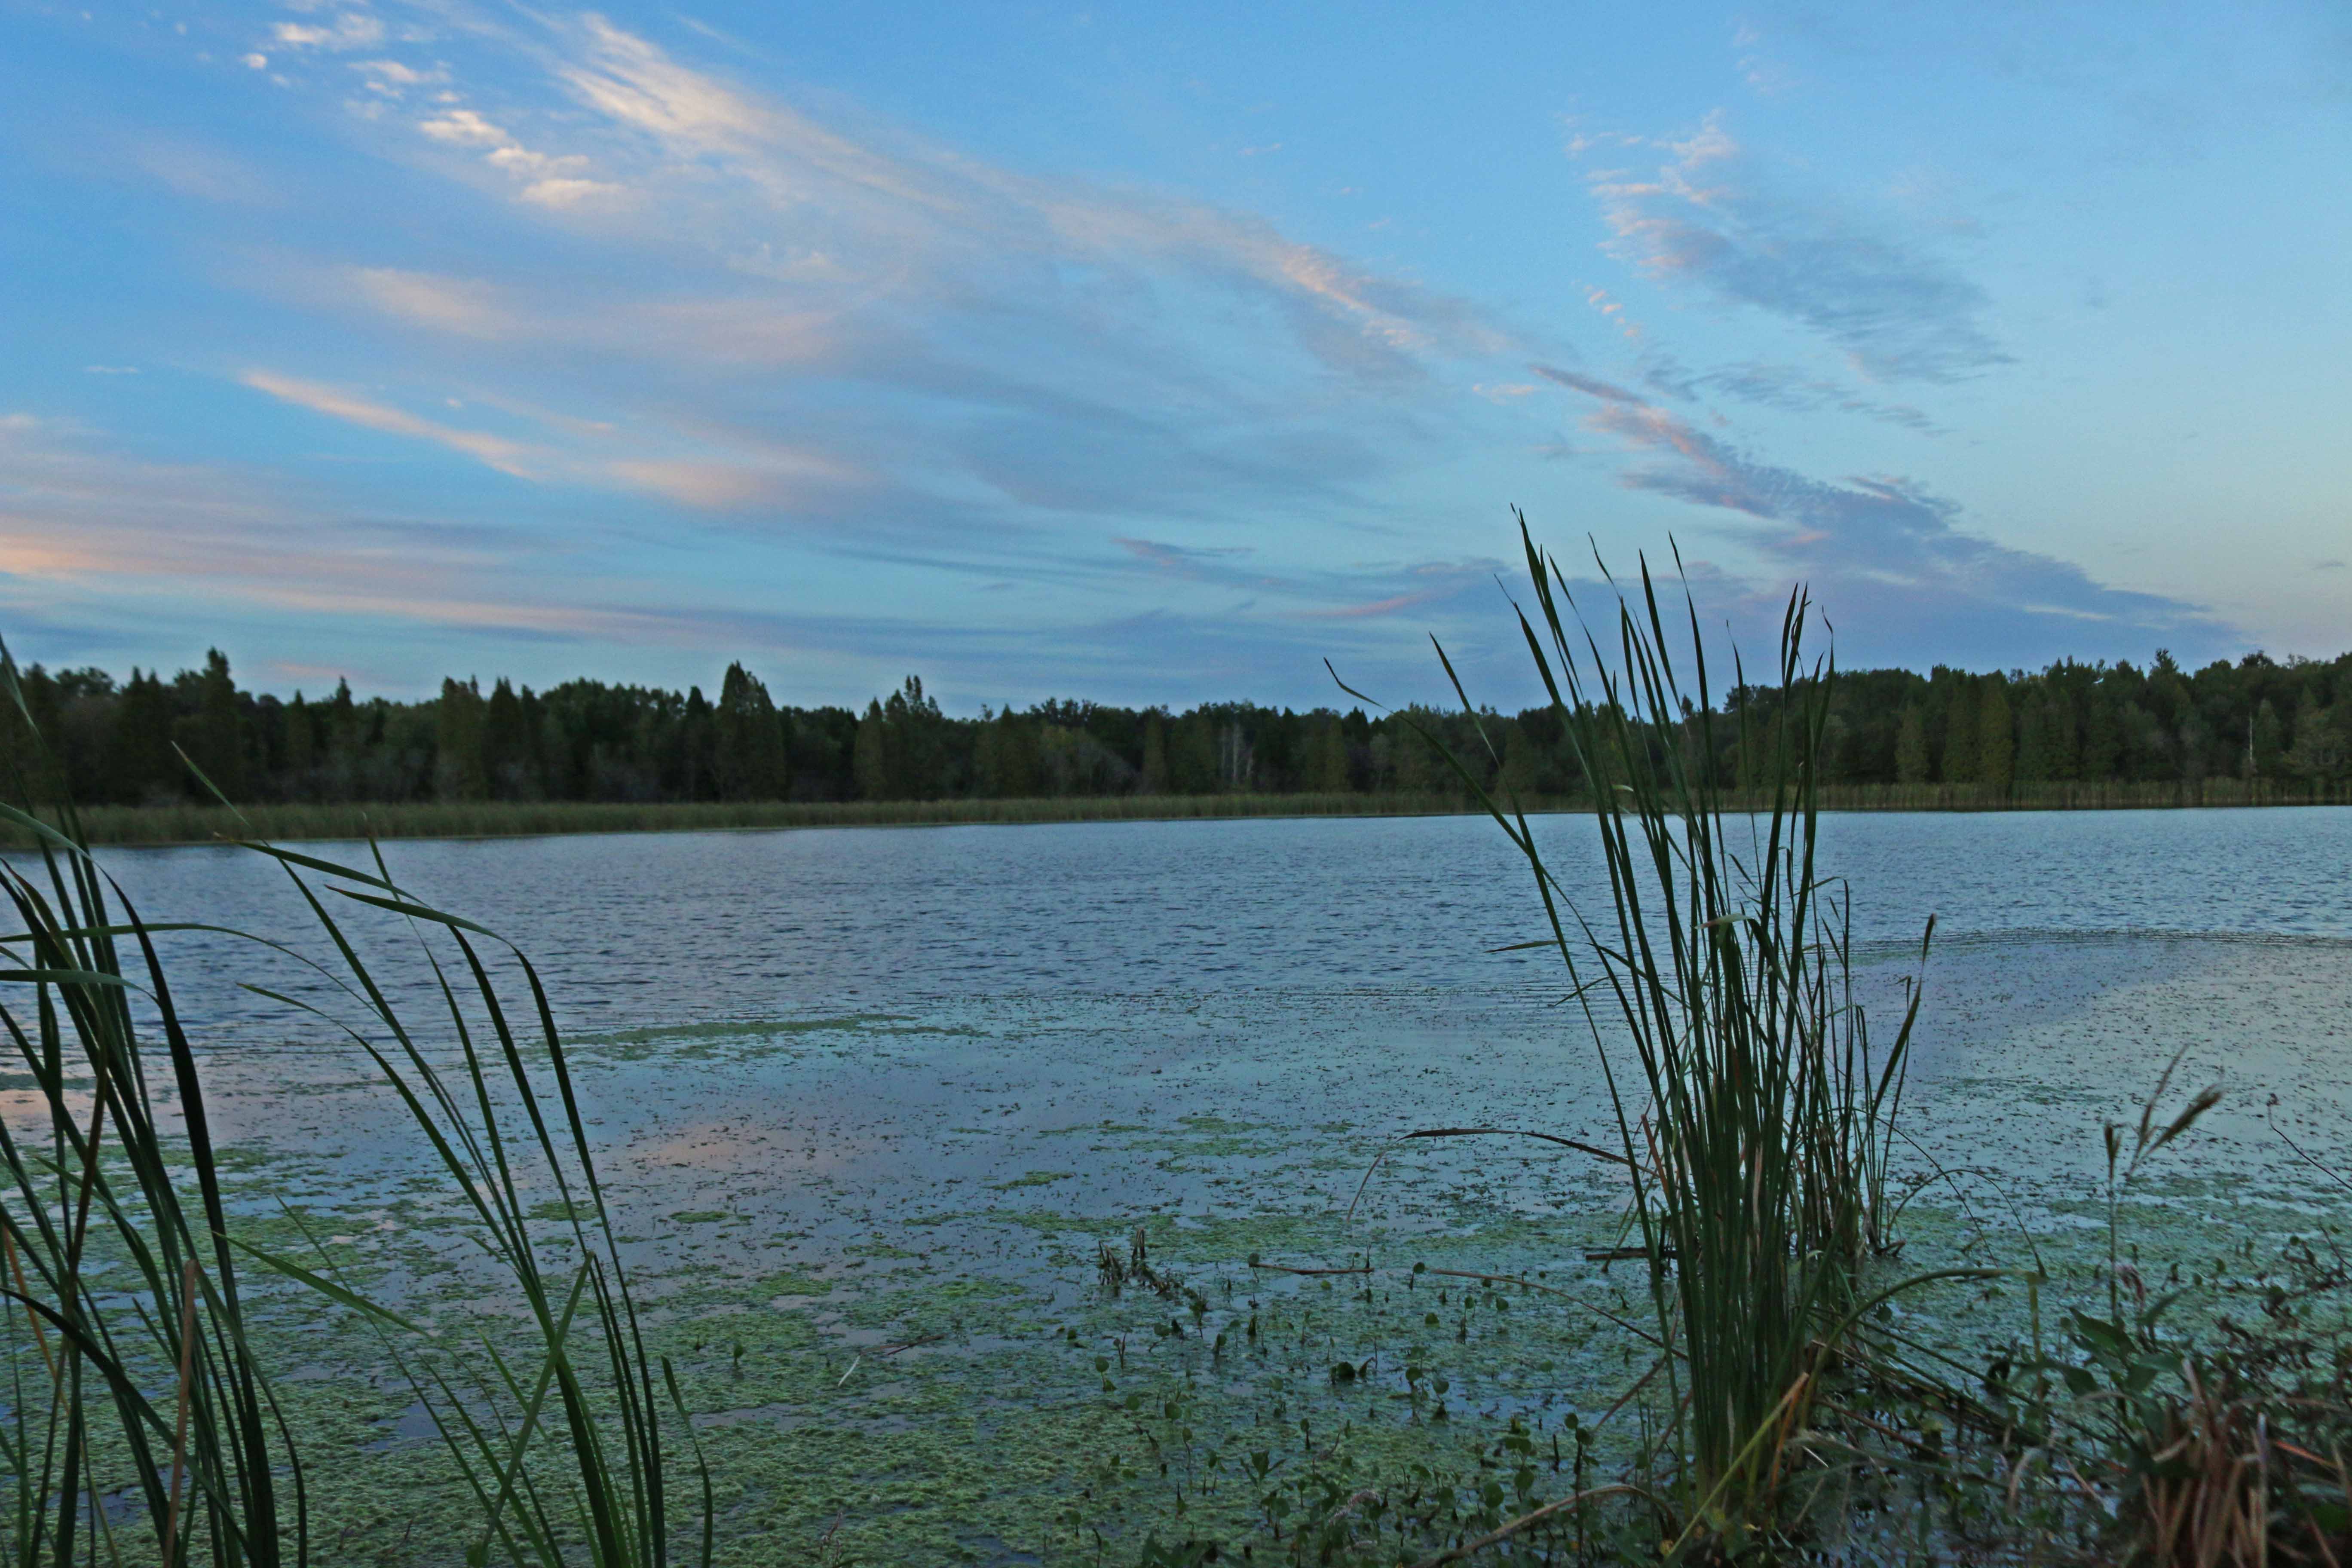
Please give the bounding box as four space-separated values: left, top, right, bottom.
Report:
226 831 715 1568
2 637 712 1565
0 646 304 1565
1351 518 1931 1551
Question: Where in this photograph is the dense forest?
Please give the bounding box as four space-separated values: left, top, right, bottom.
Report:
5 645 2351 809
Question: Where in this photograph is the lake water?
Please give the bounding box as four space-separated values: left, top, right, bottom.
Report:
40 804 2352 1035
10 808 2352 1561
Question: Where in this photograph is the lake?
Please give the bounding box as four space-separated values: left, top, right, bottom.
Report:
11 806 2352 1562
54 803 2352 1033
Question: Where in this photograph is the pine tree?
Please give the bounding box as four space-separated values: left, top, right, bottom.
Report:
435 678 487 801
482 678 532 799
1978 676 2015 794
2014 696 2050 784
852 701 889 799
283 692 317 793
176 649 249 801
715 663 786 800
680 686 716 800
104 669 178 804
879 677 946 798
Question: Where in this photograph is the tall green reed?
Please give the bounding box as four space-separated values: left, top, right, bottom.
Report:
1 640 711 1566
232 833 713 1568
0 652 304 1565
1347 518 1933 1550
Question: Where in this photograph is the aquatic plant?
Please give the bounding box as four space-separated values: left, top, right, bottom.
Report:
0 663 304 1563
0 640 712 1566
1343 517 1948 1553
233 834 715 1568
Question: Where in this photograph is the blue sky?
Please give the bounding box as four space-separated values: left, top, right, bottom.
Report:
3 0 2347 710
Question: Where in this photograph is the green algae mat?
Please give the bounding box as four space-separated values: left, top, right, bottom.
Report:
35 932 2352 1565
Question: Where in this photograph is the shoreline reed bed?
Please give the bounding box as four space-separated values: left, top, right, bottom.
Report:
0 808 304 1562
2 643 712 1565
8 776 2349 850
1349 521 1970 1557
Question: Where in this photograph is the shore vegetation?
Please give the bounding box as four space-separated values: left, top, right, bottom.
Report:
4 636 2349 824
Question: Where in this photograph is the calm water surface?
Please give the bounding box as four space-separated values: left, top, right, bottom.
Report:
25 805 2348 1035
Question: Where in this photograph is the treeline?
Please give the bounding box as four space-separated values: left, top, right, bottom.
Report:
5 646 2351 810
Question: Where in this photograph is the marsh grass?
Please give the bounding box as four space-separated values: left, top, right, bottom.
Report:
1335 519 1978 1555
3 793 1468 849
1 640 711 1566
12 779 2343 851
0 700 303 1561
231 836 715 1568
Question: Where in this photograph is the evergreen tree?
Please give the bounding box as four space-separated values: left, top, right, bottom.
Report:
3 665 70 803
175 649 248 801
1168 712 1217 794
2081 685 2123 781
2014 695 2051 784
482 678 533 799
103 669 178 804
282 692 317 798
679 686 717 800
1978 676 2015 794
852 700 889 799
714 663 787 800
878 677 947 798
435 678 487 801
1139 713 1169 794
21 634 2352 813
1940 679 1979 783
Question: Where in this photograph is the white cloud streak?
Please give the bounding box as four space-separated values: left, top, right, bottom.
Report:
240 370 540 476
1582 116 2007 383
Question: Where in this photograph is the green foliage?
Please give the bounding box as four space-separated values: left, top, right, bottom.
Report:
1374 519 1945 1554
1978 674 2015 793
2 640 713 1567
714 663 786 801
0 647 302 1565
6 634 2351 814
236 840 716 1568
1893 702 1929 783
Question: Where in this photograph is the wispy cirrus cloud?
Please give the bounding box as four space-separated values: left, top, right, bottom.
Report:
1581 116 2007 383
238 369 855 507
1115 533 1509 628
207 8 1558 606
324 12 1526 384
1639 355 1940 433
241 371 540 476
0 412 1534 703
1537 373 2226 661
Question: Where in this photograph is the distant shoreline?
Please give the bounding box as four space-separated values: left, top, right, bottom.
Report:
6 779 2348 849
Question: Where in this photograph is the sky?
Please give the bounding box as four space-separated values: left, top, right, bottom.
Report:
3 0 2348 712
